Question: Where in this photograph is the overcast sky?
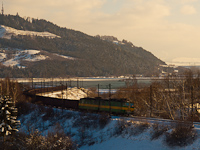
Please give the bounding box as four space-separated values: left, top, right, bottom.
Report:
3 0 200 65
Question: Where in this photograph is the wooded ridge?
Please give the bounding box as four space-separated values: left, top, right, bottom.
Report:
0 14 165 77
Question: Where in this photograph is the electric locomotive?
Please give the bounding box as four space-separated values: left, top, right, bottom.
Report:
79 97 134 114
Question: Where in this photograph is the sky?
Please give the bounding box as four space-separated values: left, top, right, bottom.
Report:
3 0 200 65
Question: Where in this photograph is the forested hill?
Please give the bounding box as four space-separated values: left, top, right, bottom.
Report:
0 14 165 78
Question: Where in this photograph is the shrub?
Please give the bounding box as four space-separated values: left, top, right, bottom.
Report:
47 123 77 150
99 113 110 129
165 121 197 147
62 111 74 119
113 119 128 136
42 107 55 121
77 127 89 146
0 131 27 150
72 113 100 129
0 128 77 150
25 130 47 150
130 121 150 136
151 123 168 140
16 102 37 116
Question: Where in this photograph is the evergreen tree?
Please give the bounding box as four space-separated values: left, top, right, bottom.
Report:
0 96 20 142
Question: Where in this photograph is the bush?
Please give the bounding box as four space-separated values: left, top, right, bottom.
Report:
0 132 27 150
0 128 77 150
131 122 150 136
62 111 74 119
165 121 197 147
73 112 103 129
47 123 77 150
151 123 168 140
99 113 110 129
16 102 37 116
113 119 129 136
42 107 55 121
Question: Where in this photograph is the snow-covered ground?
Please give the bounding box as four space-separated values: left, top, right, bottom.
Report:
0 52 6 60
39 87 88 100
37 87 116 100
1 49 48 68
19 89 200 149
0 25 60 39
19 106 200 150
0 49 76 68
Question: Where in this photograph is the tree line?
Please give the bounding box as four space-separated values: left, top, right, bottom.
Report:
113 70 200 121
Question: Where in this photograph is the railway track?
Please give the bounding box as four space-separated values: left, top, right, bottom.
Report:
121 115 200 129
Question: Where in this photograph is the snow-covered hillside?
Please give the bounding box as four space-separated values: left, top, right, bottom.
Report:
0 49 76 68
1 50 48 68
19 105 200 150
0 25 61 39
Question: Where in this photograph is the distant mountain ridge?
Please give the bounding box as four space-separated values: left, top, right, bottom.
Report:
0 14 165 78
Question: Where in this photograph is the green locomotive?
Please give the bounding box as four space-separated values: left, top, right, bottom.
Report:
79 97 134 114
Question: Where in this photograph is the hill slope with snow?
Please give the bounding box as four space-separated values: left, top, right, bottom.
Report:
0 49 76 68
0 25 60 39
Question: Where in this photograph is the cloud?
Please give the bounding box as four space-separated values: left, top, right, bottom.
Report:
5 0 106 27
179 0 198 4
180 5 196 15
90 0 170 29
5 0 170 28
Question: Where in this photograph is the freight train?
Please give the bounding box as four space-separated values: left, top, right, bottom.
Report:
24 89 134 115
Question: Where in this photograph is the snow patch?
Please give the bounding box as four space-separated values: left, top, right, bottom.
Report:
24 54 48 61
0 49 76 68
3 58 20 67
2 49 48 68
23 50 40 55
55 54 76 60
0 53 6 61
40 87 88 100
0 25 61 39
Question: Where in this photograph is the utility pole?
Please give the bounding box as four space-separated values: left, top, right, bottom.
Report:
41 81 42 96
109 84 111 99
61 83 64 114
32 78 33 89
66 83 68 99
77 78 79 88
109 84 111 116
1 2 4 15
150 85 153 117
44 79 45 95
191 86 194 123
98 84 99 97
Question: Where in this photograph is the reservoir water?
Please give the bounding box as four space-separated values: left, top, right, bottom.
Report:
21 78 153 90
